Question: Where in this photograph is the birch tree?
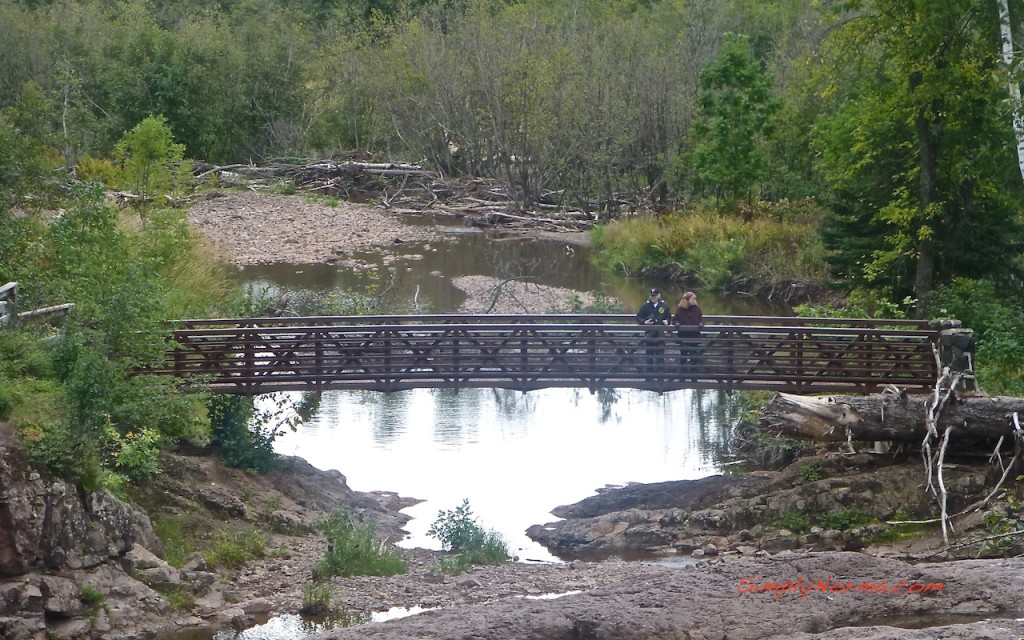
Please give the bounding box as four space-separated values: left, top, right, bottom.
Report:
996 0 1024 184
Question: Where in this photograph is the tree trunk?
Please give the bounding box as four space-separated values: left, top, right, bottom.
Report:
996 0 1024 185
911 70 942 314
759 392 1024 443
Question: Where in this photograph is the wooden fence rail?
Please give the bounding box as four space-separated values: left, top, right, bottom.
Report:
152 315 940 395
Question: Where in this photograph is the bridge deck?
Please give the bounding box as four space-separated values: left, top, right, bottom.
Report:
151 315 939 396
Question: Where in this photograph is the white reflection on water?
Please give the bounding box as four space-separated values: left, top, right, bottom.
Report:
273 386 734 562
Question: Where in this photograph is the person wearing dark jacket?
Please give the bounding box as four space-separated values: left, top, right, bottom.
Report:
673 291 703 376
636 288 671 369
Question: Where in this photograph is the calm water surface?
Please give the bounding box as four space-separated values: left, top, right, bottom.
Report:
274 386 739 561
247 224 762 560
167 222 771 640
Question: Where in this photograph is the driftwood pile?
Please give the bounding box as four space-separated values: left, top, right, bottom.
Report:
192 158 597 233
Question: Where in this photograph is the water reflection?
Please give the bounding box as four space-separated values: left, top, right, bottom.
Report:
245 227 769 563
167 612 369 640
274 386 739 562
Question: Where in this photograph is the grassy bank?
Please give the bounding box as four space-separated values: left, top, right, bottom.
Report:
591 200 829 295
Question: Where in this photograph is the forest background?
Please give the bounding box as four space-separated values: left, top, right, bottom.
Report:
3 0 1024 490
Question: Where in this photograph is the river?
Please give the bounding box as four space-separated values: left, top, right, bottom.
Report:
247 223 778 562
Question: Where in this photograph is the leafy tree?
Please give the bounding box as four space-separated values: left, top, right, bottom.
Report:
814 0 1024 310
691 32 779 204
113 115 188 208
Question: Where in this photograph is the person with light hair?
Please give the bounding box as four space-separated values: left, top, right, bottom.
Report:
673 291 703 377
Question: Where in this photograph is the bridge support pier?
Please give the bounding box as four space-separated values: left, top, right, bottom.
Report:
930 318 978 395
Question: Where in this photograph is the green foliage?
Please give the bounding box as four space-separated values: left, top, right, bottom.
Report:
591 202 828 291
978 480 1023 558
799 463 823 482
204 528 269 570
152 514 196 568
770 510 812 534
926 279 1024 396
818 508 872 532
690 33 779 202
112 116 189 207
78 585 105 607
206 395 275 473
111 427 162 482
163 587 196 611
301 581 332 615
427 499 510 573
813 0 1024 301
771 507 873 534
794 288 912 321
315 510 407 578
867 510 933 544
0 328 62 427
75 156 120 186
1 179 226 490
427 498 481 552
205 392 314 473
1 82 65 189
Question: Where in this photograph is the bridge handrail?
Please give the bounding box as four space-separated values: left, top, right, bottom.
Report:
155 314 943 395
167 322 939 339
169 314 934 330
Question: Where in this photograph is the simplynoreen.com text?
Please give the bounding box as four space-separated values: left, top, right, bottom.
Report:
737 575 944 601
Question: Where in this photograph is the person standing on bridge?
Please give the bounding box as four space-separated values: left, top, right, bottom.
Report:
673 291 703 377
636 288 671 369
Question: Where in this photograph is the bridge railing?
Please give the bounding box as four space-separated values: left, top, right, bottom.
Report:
173 314 932 329
154 315 939 395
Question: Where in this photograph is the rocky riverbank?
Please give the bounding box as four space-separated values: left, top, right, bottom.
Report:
304 551 1024 640
5 412 1022 640
186 191 590 268
525 452 1001 562
4 192 1020 639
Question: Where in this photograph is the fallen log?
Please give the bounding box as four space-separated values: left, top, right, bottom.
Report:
759 392 1024 443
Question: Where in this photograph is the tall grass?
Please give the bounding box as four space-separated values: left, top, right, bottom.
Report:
592 201 829 291
204 527 269 570
315 510 407 578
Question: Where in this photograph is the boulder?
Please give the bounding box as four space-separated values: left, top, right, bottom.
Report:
39 576 82 619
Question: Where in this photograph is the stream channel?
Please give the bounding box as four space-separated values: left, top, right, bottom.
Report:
203 219 783 639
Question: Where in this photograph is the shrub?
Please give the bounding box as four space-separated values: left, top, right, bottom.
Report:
204 528 269 570
112 116 189 207
925 279 1024 396
315 510 407 578
427 499 510 574
799 463 823 482
818 508 873 531
206 395 278 473
770 510 812 534
163 587 195 611
78 585 105 607
978 482 1023 558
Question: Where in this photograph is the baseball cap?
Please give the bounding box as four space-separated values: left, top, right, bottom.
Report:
650 288 661 296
